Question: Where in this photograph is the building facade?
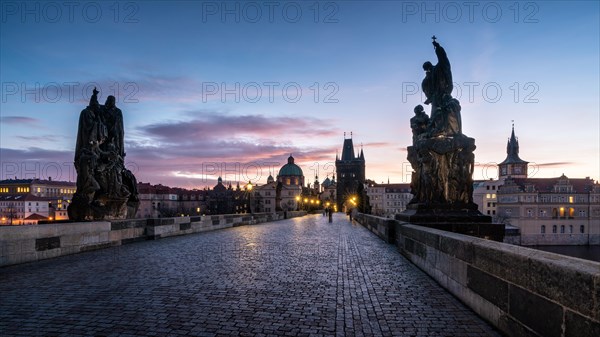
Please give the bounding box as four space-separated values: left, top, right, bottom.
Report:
472 125 600 245
497 175 600 245
367 183 412 218
0 178 75 225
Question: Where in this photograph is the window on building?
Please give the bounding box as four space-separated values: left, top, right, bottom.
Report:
568 225 573 234
569 196 574 203
580 225 585 233
559 208 566 217
527 209 533 217
552 225 557 233
569 208 575 217
560 225 565 233
540 210 547 217
579 210 586 217
541 225 545 234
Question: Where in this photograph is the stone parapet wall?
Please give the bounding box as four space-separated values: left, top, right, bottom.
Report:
396 223 600 337
354 213 396 243
0 211 306 267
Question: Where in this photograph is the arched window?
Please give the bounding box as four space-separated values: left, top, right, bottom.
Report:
580 225 585 233
552 225 557 233
568 225 573 234
552 208 558 218
560 225 565 233
541 225 546 234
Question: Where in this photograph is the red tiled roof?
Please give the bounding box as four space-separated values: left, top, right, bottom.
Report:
24 213 48 220
502 176 597 193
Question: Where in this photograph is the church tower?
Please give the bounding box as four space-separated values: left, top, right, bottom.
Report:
498 124 528 179
335 133 365 210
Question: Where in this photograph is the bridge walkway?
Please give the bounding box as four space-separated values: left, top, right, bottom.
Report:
0 213 501 337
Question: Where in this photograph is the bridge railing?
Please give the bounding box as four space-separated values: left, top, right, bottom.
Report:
355 213 600 337
0 211 306 267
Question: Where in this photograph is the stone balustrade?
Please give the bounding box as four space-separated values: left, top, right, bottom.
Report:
354 213 600 337
0 211 306 267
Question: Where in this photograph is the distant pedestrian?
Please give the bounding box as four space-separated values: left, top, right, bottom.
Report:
328 208 333 223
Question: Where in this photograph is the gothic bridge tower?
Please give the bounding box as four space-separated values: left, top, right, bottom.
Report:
335 133 365 210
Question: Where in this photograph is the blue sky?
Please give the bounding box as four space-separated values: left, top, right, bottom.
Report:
1 1 599 189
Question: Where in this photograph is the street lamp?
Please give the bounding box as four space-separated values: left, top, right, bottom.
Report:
246 181 253 214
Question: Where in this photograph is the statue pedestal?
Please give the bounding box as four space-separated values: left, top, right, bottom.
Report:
396 206 505 242
68 194 139 221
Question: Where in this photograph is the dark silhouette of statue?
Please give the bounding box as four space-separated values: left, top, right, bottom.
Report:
68 88 139 221
405 37 477 210
399 37 499 240
422 36 453 116
410 105 429 142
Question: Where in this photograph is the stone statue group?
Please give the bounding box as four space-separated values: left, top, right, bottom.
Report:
68 88 139 221
407 37 476 209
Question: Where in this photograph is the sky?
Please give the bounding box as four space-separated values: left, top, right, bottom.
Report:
1 0 599 189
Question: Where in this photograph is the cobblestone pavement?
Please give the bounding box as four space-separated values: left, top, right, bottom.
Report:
0 214 502 337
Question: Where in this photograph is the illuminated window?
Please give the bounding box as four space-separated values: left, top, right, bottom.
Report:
569 196 574 203
559 207 565 217
569 208 575 217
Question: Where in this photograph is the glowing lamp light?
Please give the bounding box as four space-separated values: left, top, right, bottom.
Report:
247 181 253 191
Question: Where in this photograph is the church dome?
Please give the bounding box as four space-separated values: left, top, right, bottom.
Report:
278 155 303 177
